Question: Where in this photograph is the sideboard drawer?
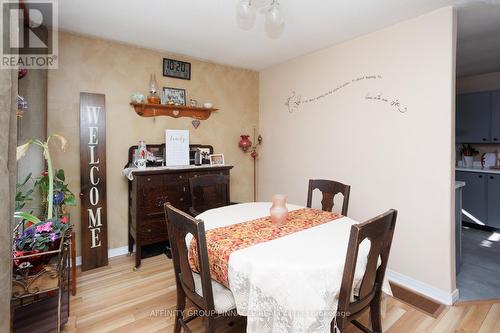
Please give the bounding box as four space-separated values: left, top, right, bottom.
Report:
139 176 185 216
138 219 168 244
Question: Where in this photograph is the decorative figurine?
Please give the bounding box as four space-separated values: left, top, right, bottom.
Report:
131 92 145 103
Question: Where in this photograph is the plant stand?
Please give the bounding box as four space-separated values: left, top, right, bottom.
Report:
11 231 71 333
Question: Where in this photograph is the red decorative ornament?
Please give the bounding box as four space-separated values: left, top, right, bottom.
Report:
238 134 252 152
250 150 258 159
18 68 28 79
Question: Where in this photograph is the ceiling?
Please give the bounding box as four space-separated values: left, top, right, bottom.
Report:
456 1 500 77
58 0 500 73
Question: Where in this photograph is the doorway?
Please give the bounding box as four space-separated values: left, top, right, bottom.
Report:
455 1 500 301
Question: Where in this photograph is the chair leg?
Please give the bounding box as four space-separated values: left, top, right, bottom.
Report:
331 315 346 333
370 299 383 333
205 317 216 333
174 295 186 333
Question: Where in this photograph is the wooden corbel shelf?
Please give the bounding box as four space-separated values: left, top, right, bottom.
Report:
130 102 218 120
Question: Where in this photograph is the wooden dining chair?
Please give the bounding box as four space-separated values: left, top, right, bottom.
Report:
332 209 397 333
307 179 351 215
164 203 243 333
189 174 230 216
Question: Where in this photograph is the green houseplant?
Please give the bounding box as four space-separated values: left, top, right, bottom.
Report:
36 168 76 217
14 135 72 268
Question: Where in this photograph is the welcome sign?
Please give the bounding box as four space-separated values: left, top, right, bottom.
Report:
80 92 108 271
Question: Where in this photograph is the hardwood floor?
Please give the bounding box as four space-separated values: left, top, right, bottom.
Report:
67 255 500 333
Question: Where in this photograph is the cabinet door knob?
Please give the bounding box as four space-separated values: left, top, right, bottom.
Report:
479 175 483 178
494 138 498 142
482 138 487 142
490 176 494 179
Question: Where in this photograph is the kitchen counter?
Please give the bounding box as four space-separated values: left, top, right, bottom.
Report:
456 167 500 175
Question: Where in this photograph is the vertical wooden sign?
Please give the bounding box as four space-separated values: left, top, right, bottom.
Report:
80 92 108 271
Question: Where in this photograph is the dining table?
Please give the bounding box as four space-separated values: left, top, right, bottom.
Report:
186 202 391 333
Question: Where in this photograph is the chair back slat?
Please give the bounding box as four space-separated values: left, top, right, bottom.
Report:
337 210 397 323
164 203 215 311
189 174 230 216
306 179 351 215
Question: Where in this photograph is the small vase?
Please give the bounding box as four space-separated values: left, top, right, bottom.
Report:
463 156 474 168
270 194 288 224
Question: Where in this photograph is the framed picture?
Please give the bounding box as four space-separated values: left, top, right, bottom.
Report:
163 87 186 106
209 154 225 166
163 58 191 80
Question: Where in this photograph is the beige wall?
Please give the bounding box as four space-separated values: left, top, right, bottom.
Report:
48 32 259 256
259 7 456 296
457 70 500 93
18 69 47 213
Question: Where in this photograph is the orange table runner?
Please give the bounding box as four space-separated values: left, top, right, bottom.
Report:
188 208 342 287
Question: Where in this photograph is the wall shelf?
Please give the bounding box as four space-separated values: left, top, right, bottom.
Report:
130 102 218 120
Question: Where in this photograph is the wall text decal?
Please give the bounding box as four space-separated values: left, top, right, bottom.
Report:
285 74 407 114
365 93 407 113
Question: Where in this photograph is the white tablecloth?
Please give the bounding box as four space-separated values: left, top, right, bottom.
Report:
190 202 390 333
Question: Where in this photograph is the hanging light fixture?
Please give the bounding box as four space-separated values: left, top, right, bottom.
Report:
236 0 284 38
265 0 284 38
236 0 256 30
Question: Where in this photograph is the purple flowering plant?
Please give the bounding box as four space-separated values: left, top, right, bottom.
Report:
15 218 69 252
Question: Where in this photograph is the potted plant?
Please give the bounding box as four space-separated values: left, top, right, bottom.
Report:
35 168 76 218
459 144 479 168
13 134 72 272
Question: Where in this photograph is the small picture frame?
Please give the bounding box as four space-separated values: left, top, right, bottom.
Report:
163 87 186 106
209 154 225 166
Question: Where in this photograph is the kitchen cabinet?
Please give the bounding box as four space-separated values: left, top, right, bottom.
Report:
456 171 487 225
491 91 500 143
456 92 491 143
455 182 465 274
487 174 500 228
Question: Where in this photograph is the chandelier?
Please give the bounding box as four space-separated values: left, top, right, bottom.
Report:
236 0 285 38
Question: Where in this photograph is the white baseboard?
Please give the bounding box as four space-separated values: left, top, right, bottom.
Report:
75 245 130 267
387 269 459 305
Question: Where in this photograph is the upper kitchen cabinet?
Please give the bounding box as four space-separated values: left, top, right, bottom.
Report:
491 91 500 143
456 92 491 143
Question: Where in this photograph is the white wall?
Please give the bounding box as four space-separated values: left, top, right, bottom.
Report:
259 7 457 300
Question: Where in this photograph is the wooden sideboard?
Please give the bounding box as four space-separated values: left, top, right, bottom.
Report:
127 165 233 269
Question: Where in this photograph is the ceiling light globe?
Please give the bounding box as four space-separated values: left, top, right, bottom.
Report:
236 0 256 30
265 2 284 38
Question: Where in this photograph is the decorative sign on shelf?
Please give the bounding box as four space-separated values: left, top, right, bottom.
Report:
79 92 108 271
285 74 408 114
163 58 191 80
165 129 190 166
